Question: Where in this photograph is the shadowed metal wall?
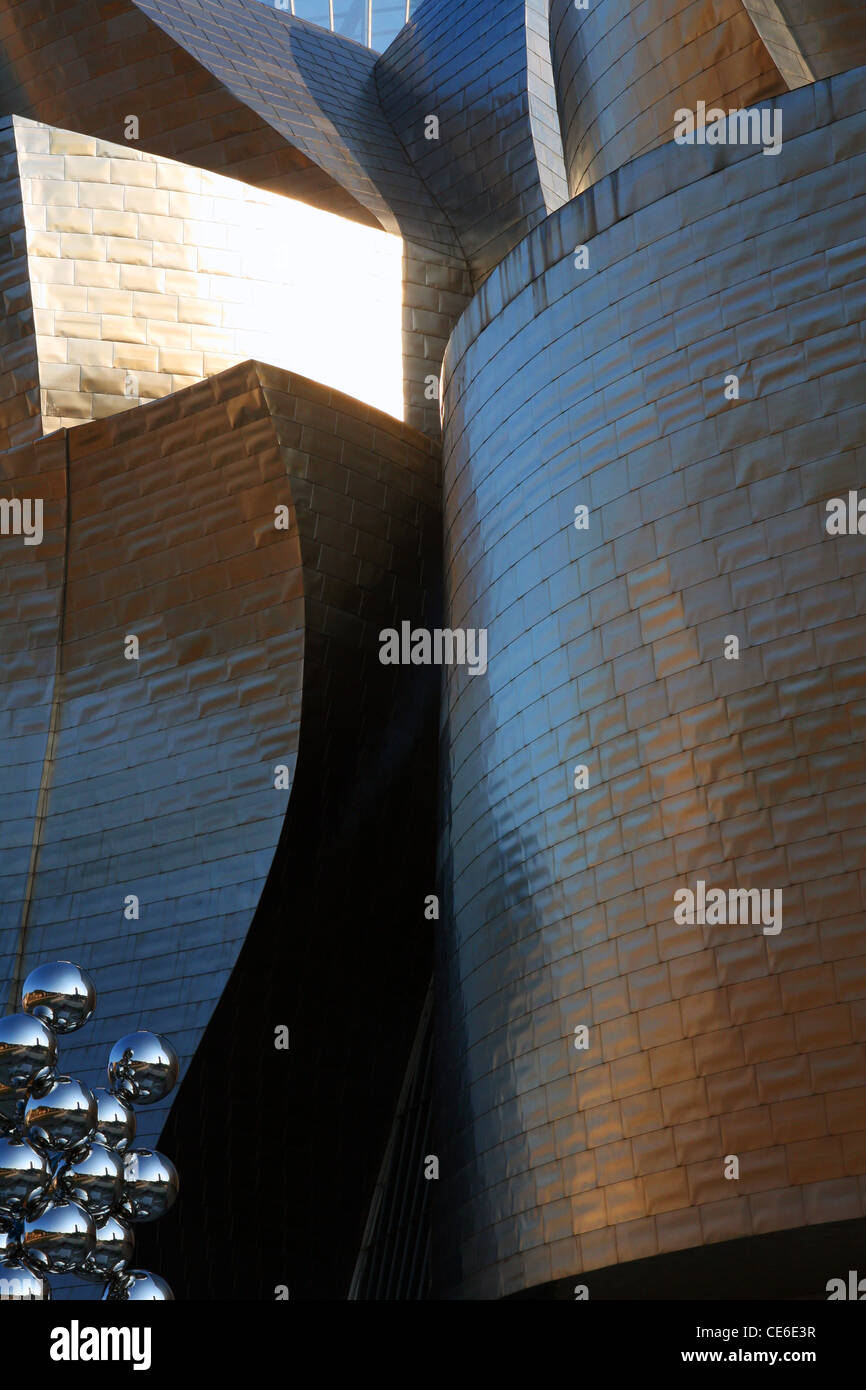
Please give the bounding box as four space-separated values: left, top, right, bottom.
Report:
741 1 866 89
438 68 866 1298
376 0 568 284
549 0 785 199
0 0 370 221
0 430 65 965
2 362 307 1168
1 358 443 1297
135 363 443 1299
133 0 457 253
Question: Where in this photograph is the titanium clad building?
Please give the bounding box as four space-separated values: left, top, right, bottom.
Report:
0 0 865 1300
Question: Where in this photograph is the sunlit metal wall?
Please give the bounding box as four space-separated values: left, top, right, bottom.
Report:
6 116 404 430
741 1 866 88
438 67 866 1298
549 0 785 199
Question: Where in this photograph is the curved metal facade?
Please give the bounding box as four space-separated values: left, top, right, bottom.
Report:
3 362 307 1159
439 67 866 1298
741 1 866 89
2 0 865 1307
376 0 568 283
549 0 785 198
1 359 439 1165
134 362 443 1299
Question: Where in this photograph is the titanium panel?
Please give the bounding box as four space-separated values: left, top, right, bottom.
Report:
376 0 569 284
549 0 785 198
741 1 866 88
0 429 65 974
1 359 440 1194
133 363 443 1299
133 0 460 254
6 116 405 431
0 0 372 225
439 66 866 1298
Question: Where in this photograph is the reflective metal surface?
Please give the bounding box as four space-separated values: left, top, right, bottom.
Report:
0 0 452 248
22 1198 95 1273
92 1089 136 1154
120 1148 179 1223
0 1014 57 1099
23 1076 97 1154
21 961 96 1033
0 0 473 436
0 1218 21 1259
741 1 866 87
102 1267 173 1300
80 1213 135 1281
3 0 863 1309
0 966 177 1296
55 1142 124 1217
549 0 785 198
0 116 404 433
130 361 443 1297
0 0 375 224
1 357 440 1297
107 1033 178 1107
0 1137 50 1215
377 0 568 283
439 66 866 1297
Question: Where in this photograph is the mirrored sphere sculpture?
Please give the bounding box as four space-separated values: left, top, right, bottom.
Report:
0 965 177 1299
0 1137 50 1216
120 1149 179 1223
21 962 96 1034
0 1015 58 1099
92 1088 135 1153
102 1268 174 1301
22 1199 95 1274
80 1214 135 1281
107 1032 179 1106
23 1076 96 1154
55 1142 123 1216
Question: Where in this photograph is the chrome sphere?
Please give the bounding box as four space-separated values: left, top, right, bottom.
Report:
92 1087 135 1152
80 1214 134 1281
23 1075 97 1154
0 1219 21 1261
22 1199 95 1274
102 1268 173 1301
21 961 96 1034
120 1149 179 1223
0 1259 50 1299
0 1014 57 1099
107 1032 178 1106
0 1137 50 1216
55 1142 123 1216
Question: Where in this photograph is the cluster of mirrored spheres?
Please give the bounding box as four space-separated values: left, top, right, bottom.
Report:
0 961 179 1300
